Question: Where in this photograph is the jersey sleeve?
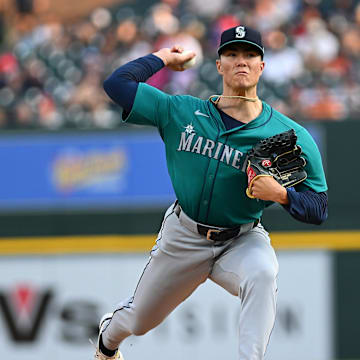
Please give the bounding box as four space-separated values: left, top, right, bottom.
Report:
123 82 170 129
295 128 328 193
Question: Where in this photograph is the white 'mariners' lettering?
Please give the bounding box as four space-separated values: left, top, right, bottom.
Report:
220 145 233 165
213 142 224 159
201 139 215 157
232 149 243 169
177 132 195 152
191 137 203 154
177 132 244 169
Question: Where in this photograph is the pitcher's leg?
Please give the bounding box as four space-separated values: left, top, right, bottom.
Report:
102 208 213 350
210 225 278 360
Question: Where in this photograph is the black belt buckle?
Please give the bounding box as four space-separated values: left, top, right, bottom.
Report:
199 220 259 242
198 225 239 242
206 228 221 241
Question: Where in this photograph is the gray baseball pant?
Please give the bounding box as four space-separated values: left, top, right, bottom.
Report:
101 202 279 360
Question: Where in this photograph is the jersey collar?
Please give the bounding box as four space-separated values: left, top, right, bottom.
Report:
206 98 272 134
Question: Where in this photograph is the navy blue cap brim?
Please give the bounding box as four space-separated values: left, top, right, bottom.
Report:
217 39 264 56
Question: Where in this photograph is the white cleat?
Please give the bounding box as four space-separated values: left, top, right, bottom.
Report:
92 312 124 360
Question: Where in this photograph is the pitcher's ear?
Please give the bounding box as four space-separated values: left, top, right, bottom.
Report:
216 59 223 75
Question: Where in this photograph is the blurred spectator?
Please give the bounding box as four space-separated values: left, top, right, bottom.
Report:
263 30 304 85
253 0 298 32
296 84 346 121
0 0 359 130
295 17 340 68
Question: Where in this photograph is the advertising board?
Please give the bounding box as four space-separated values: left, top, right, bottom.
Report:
0 132 174 211
0 251 333 360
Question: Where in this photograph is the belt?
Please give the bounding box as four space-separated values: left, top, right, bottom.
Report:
174 202 259 242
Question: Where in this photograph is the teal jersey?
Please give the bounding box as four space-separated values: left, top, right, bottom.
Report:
125 83 328 227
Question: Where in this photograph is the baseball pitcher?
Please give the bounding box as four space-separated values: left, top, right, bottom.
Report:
93 25 328 360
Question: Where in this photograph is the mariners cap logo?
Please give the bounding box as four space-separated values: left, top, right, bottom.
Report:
217 25 264 57
235 26 246 39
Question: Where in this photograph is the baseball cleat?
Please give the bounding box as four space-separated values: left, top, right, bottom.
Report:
92 312 124 360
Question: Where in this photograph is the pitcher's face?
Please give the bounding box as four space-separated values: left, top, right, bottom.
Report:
216 44 265 92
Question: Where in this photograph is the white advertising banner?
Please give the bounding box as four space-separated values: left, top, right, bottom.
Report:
0 251 333 360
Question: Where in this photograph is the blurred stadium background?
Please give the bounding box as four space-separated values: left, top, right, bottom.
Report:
0 0 359 359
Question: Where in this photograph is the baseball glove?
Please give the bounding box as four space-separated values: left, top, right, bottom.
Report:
244 129 307 199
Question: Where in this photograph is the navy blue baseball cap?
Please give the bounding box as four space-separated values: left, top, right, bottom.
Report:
217 26 264 57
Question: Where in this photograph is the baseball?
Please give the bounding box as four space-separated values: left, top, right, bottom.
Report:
182 50 197 69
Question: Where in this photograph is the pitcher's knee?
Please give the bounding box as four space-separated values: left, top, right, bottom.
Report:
130 321 152 336
247 266 277 287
